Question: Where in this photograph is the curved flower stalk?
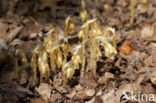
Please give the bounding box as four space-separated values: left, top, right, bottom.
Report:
78 30 86 77
94 36 117 59
62 43 71 82
56 48 63 69
31 46 39 83
62 45 82 82
82 19 97 40
38 48 50 83
44 29 53 53
44 29 55 72
44 28 63 71
52 28 63 69
80 19 97 77
65 16 75 37
62 17 75 81
63 16 75 63
103 27 117 49
71 45 82 69
62 61 74 83
80 0 88 22
14 17 117 83
81 19 102 77
89 22 102 77
14 49 28 79
80 19 117 77
19 49 28 66
62 44 82 82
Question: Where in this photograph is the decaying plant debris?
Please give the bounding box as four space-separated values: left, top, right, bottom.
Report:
0 0 156 103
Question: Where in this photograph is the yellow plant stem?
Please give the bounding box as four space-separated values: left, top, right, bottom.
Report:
80 29 87 78
130 0 135 24
95 0 99 6
80 44 86 78
38 49 50 83
50 51 56 71
141 0 147 5
31 50 37 83
19 49 28 66
90 38 97 77
90 23 99 77
14 57 18 79
61 43 70 83
14 49 28 80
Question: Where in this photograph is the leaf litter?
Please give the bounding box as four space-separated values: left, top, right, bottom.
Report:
0 0 156 103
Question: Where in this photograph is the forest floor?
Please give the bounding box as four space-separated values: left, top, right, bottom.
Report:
0 0 156 103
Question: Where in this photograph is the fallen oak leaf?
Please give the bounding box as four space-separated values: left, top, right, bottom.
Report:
118 40 133 55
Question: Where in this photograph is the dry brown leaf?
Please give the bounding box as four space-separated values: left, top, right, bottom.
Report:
6 26 23 43
141 23 156 41
151 71 156 85
19 69 29 85
98 72 114 84
100 75 144 103
85 97 95 103
39 0 65 17
94 96 103 103
76 89 95 100
50 92 63 103
30 98 44 103
35 83 52 102
53 73 69 94
119 40 133 55
65 84 83 99
144 54 156 67
0 22 8 39
79 71 98 89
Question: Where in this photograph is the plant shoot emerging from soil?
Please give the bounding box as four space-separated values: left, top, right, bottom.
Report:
14 15 117 84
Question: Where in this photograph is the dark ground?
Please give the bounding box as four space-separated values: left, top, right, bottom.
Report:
0 0 156 103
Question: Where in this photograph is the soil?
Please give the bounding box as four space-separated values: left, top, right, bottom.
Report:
0 0 156 103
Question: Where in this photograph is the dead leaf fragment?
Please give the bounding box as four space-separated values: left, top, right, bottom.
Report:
151 71 156 85
0 22 8 39
50 92 63 103
19 69 29 85
35 83 52 102
7 26 23 43
144 54 156 67
76 89 95 100
119 40 133 55
141 23 156 41
30 98 44 103
79 72 98 89
98 72 114 84
0 38 9 67
53 73 69 94
85 89 95 97
99 75 144 103
65 84 83 99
